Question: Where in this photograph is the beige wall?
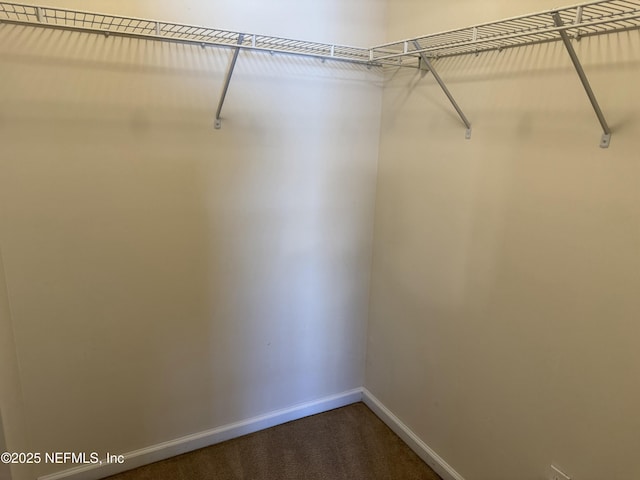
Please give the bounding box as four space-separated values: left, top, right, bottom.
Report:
0 251 31 480
0 1 384 477
3 2 640 479
367 1 640 480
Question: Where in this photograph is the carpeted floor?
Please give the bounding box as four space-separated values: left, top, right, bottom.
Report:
103 402 442 480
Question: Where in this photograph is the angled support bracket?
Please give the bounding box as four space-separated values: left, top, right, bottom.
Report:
413 41 472 140
215 34 244 130
552 13 611 148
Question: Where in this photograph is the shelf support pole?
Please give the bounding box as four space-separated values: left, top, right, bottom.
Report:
552 12 611 148
215 34 244 130
413 41 472 139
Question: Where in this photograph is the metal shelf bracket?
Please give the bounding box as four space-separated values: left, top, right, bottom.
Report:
415 41 472 140
215 34 244 130
552 12 612 148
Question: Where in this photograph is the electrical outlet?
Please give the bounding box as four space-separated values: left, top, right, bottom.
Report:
549 465 571 480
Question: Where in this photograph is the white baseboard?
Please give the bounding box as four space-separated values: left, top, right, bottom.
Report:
38 388 363 480
361 388 466 480
39 388 464 480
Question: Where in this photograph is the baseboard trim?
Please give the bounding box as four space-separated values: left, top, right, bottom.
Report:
39 388 464 480
38 388 363 480
361 388 466 480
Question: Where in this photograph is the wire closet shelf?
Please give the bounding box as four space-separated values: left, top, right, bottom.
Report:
372 0 640 66
1 0 638 142
1 0 639 67
0 1 374 64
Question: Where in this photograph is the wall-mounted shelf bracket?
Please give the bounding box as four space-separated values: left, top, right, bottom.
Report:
552 12 612 148
215 34 245 130
414 41 472 140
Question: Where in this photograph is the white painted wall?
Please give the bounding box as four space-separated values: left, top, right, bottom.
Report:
0 1 384 477
367 1 640 480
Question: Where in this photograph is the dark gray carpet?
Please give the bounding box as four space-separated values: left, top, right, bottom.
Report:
103 402 442 480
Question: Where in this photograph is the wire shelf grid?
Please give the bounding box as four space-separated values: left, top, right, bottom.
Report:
373 0 640 65
0 0 639 67
0 1 378 64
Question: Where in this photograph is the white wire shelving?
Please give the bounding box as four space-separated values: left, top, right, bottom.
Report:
371 0 640 66
371 0 640 147
1 0 639 144
1 1 638 66
0 2 376 65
